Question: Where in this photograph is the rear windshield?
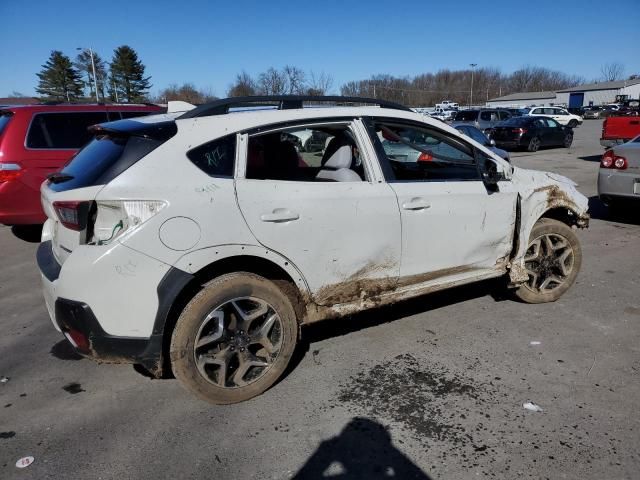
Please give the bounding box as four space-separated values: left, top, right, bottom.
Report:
454 111 479 121
0 112 12 135
48 134 163 192
27 112 108 149
497 117 532 126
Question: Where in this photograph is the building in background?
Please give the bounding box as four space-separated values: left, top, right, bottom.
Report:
487 79 640 109
486 91 557 108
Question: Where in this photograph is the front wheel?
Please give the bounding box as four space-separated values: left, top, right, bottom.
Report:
568 119 578 128
170 272 298 404
514 218 582 304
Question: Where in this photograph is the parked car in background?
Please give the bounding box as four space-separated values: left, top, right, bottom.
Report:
507 108 529 117
0 103 164 225
598 135 640 210
600 116 640 148
582 106 603 119
527 107 583 127
37 95 588 404
454 124 510 162
451 108 511 132
488 116 574 152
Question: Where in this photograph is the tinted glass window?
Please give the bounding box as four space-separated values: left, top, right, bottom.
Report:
454 111 478 121
120 111 154 119
49 134 163 192
108 112 122 121
0 112 12 135
372 121 479 182
187 134 236 177
501 117 531 126
27 112 108 149
498 110 511 120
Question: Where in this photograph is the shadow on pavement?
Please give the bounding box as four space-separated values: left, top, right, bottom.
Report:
11 224 43 243
579 154 602 162
292 417 431 479
589 196 640 225
50 339 83 361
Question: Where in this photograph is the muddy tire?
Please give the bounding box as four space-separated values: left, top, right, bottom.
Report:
514 218 582 304
527 137 541 152
170 272 298 404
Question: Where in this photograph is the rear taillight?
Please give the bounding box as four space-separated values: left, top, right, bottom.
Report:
512 128 527 135
53 201 92 231
418 152 433 162
88 200 166 245
0 163 22 183
601 150 627 170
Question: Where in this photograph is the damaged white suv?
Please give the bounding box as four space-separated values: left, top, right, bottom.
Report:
38 96 589 404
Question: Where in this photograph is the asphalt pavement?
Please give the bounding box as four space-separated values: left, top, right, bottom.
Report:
1 119 639 479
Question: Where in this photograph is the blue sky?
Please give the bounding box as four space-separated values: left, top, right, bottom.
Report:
1 0 639 98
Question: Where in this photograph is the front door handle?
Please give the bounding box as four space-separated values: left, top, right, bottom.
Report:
260 209 300 223
402 198 431 211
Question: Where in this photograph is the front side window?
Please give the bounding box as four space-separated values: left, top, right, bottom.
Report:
187 134 236 177
245 124 365 182
455 111 478 121
27 112 108 149
370 120 479 182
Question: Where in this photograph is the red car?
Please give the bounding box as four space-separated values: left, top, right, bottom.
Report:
0 103 164 225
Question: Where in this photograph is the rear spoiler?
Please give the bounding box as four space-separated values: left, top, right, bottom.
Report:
89 119 177 141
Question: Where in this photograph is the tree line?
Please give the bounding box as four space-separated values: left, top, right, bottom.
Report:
36 46 151 103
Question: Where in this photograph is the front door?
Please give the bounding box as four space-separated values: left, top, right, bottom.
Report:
235 120 401 305
365 118 517 284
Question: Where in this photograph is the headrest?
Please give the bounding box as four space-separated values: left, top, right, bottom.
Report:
323 145 352 169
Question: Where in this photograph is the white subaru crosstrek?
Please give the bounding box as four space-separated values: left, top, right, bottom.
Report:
38 96 589 404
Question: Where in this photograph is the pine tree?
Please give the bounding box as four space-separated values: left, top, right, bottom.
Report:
36 51 83 101
75 50 108 101
109 46 151 103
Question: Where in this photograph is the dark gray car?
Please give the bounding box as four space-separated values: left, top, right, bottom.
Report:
451 108 512 131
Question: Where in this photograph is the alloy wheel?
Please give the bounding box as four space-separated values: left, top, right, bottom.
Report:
193 297 283 388
523 233 575 293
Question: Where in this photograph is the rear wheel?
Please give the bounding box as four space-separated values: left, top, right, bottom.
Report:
527 137 541 152
170 272 298 404
563 133 573 148
514 218 582 304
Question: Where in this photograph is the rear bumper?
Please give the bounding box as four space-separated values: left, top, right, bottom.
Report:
494 139 524 149
598 169 640 199
36 239 194 376
0 178 47 225
600 138 627 148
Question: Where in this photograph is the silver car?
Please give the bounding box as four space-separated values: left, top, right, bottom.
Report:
598 136 640 210
451 108 512 132
455 124 510 162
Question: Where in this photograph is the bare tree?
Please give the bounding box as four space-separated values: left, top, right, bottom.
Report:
307 71 333 95
601 62 625 82
227 71 257 97
283 65 306 94
258 68 288 95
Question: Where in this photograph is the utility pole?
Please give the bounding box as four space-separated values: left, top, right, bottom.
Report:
77 47 99 102
470 63 477 107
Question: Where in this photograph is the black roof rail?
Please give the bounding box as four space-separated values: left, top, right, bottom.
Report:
177 95 411 119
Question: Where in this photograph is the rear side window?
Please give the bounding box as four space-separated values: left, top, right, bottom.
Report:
0 112 12 135
455 111 478 121
49 134 164 192
27 112 108 149
187 134 236 177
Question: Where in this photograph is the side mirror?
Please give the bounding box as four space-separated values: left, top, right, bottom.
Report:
481 160 504 188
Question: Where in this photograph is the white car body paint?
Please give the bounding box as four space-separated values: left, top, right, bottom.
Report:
527 107 583 126
39 105 588 340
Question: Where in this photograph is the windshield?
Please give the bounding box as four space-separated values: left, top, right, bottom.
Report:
454 111 479 121
496 117 531 126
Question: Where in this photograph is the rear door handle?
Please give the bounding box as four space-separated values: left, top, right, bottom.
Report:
402 198 431 211
260 209 300 223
